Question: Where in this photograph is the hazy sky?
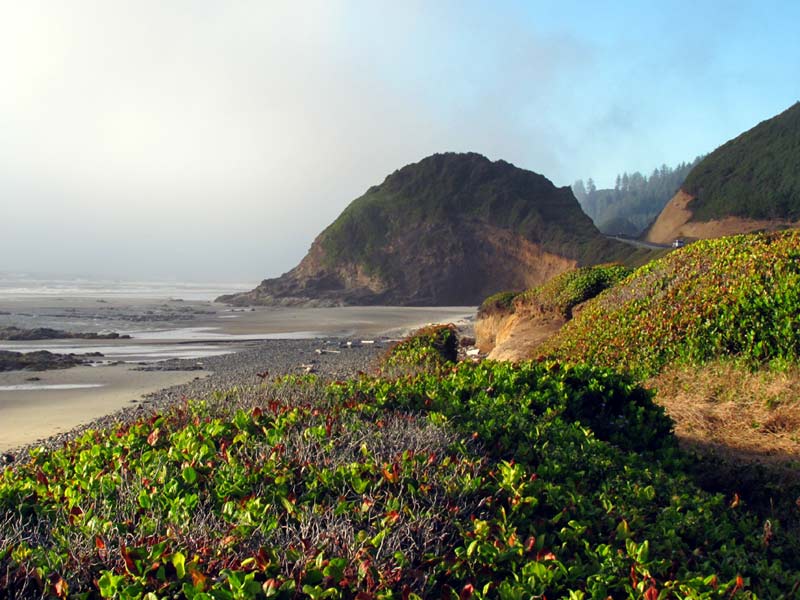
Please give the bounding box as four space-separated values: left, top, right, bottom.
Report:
2 1 799 282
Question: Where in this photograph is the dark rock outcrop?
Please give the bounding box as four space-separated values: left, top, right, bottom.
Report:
0 327 131 341
0 350 90 372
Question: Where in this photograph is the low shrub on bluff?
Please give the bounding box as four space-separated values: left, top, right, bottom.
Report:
514 264 633 319
380 324 458 374
477 290 518 317
478 264 632 321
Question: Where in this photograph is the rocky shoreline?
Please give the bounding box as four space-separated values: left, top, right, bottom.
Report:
2 338 384 466
0 349 103 372
0 326 131 341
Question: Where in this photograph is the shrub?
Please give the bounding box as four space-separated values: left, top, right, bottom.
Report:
380 324 458 374
514 264 632 318
477 290 519 317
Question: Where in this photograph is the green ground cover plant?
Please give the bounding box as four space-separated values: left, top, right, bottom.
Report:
542 231 800 378
3 339 799 597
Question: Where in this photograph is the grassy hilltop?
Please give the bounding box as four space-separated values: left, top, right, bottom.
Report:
682 102 800 222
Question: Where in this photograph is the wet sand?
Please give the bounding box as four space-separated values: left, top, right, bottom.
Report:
206 305 476 338
0 365 206 450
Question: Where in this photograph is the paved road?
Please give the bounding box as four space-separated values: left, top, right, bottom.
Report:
607 236 671 250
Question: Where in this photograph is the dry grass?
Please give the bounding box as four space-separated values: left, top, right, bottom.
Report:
647 361 800 471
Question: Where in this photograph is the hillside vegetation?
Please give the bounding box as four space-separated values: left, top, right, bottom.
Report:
323 153 606 271
541 230 800 378
479 264 633 320
4 330 800 598
682 102 800 222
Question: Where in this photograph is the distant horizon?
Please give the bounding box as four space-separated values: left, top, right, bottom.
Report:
2 2 798 280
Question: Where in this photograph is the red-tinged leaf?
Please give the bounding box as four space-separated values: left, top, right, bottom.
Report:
524 536 536 553
189 568 207 590
385 510 400 524
94 536 107 559
120 544 136 573
256 547 270 569
460 583 475 599
52 576 68 599
643 586 658 600
355 592 375 600
67 505 83 524
36 469 48 486
536 550 556 561
147 427 161 447
252 407 263 418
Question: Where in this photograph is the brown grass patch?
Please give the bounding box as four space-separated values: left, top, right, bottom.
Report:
647 361 800 471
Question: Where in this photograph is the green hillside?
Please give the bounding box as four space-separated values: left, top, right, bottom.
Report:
320 153 647 274
541 230 800 377
682 102 800 221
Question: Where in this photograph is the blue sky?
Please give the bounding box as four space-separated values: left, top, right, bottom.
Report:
1 1 798 280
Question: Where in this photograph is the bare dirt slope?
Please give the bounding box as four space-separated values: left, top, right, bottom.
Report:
645 190 800 244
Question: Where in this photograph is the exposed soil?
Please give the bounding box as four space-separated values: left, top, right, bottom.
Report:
475 311 565 361
645 190 800 244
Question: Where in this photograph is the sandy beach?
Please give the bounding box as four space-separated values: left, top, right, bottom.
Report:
0 295 475 454
0 365 206 450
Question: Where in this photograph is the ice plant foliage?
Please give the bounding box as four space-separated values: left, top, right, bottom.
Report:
2 349 798 597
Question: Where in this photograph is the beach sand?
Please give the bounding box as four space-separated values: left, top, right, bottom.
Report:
206 305 476 338
0 298 476 454
0 365 206 451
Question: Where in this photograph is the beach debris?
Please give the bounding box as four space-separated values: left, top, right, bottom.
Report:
1 453 14 465
299 363 317 374
315 348 341 355
466 348 481 357
255 370 269 380
361 340 376 345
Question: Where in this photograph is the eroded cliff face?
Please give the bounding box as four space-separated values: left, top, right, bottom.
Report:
219 221 577 307
645 190 800 245
475 306 567 362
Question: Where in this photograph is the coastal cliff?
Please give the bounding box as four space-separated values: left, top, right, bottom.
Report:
219 153 648 306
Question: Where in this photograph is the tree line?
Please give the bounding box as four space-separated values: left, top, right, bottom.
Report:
573 156 703 236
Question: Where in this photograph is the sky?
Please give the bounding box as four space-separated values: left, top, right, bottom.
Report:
1 1 799 282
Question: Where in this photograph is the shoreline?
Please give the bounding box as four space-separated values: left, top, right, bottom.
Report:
0 297 476 459
1 338 383 462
